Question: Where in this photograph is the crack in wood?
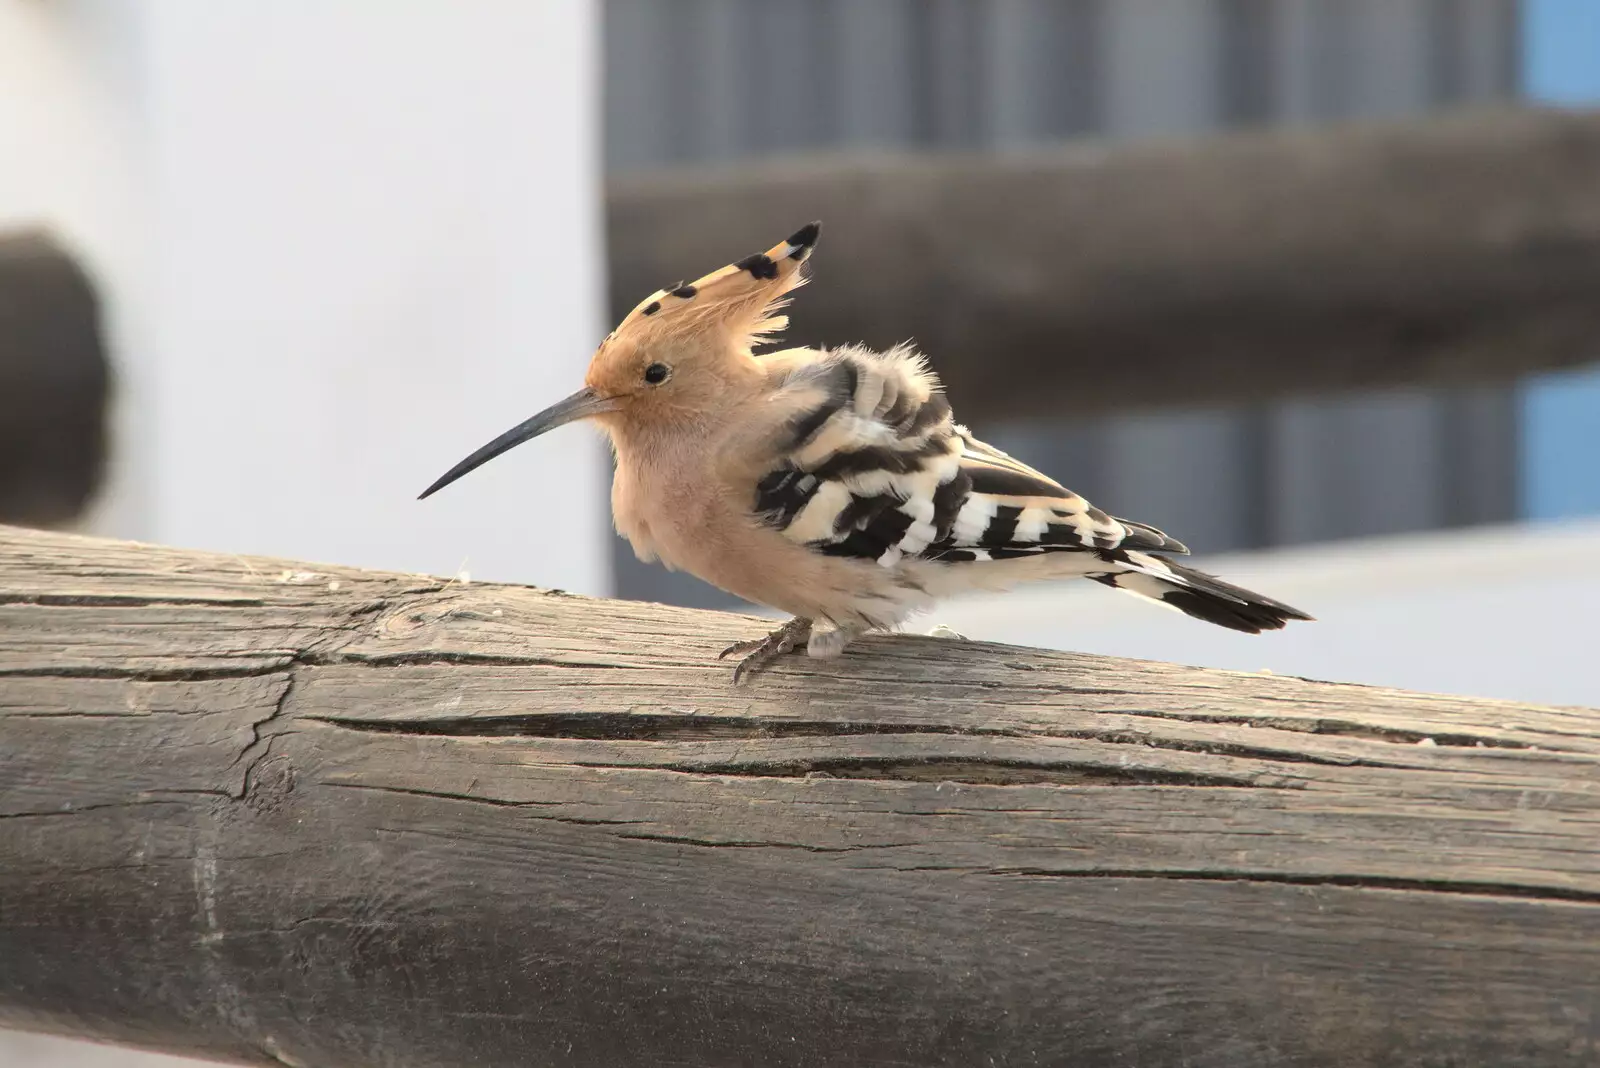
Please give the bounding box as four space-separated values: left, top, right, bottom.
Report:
234 673 296 801
981 867 1600 905
324 782 644 827
0 592 271 608
591 757 1275 789
0 662 297 681
311 723 1282 787
612 831 876 853
303 713 1389 775
0 797 201 820
308 712 1001 741
345 651 634 670
1115 708 1539 750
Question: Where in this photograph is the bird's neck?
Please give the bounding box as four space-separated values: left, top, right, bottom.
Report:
608 415 710 466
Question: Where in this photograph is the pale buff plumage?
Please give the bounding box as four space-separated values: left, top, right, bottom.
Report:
421 222 1312 681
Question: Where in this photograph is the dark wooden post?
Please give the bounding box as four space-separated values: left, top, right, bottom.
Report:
2 524 1597 1067
610 107 1600 421
0 231 110 528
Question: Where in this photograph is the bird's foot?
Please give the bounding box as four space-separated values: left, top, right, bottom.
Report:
719 617 813 685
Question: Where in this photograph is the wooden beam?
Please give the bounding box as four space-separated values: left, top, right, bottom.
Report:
1 523 1597 1067
609 107 1600 422
0 231 109 526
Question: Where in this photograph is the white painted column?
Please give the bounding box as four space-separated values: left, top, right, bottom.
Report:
138 0 609 592
2 0 609 594
0 0 154 541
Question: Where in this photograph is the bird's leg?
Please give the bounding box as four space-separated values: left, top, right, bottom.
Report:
805 624 864 660
719 616 813 684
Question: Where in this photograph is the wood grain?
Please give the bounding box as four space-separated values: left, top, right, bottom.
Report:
610 106 1600 423
1 524 1596 1067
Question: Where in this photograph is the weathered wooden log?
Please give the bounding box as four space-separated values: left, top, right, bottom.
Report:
610 106 1600 422
0 231 109 527
1 523 1597 1068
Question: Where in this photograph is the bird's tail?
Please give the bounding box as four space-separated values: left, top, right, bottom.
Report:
1092 551 1314 634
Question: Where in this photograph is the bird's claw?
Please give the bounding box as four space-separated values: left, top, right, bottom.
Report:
717 636 770 660
721 617 813 684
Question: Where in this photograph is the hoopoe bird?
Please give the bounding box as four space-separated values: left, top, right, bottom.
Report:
421 222 1312 682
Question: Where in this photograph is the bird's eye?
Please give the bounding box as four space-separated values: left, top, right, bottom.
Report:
643 363 671 385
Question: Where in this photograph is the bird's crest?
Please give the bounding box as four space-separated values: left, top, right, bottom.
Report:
612 221 820 353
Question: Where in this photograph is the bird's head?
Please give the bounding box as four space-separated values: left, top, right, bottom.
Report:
418 221 820 500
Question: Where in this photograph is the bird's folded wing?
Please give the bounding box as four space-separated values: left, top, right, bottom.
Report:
752 347 1187 566
931 431 1190 562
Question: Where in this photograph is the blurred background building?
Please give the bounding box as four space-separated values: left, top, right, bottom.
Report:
604 0 1594 603
2 1 1598 1064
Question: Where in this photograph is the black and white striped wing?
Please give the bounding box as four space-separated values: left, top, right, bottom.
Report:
753 346 967 565
928 430 1190 562
934 432 1316 632
751 346 1187 567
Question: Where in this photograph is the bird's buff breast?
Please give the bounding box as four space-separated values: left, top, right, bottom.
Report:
611 455 913 623
613 464 773 593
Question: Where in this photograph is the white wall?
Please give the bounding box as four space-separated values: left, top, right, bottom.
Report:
930 518 1600 710
0 0 152 540
0 0 609 594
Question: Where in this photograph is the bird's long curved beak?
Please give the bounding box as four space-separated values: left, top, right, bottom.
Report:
418 386 617 500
